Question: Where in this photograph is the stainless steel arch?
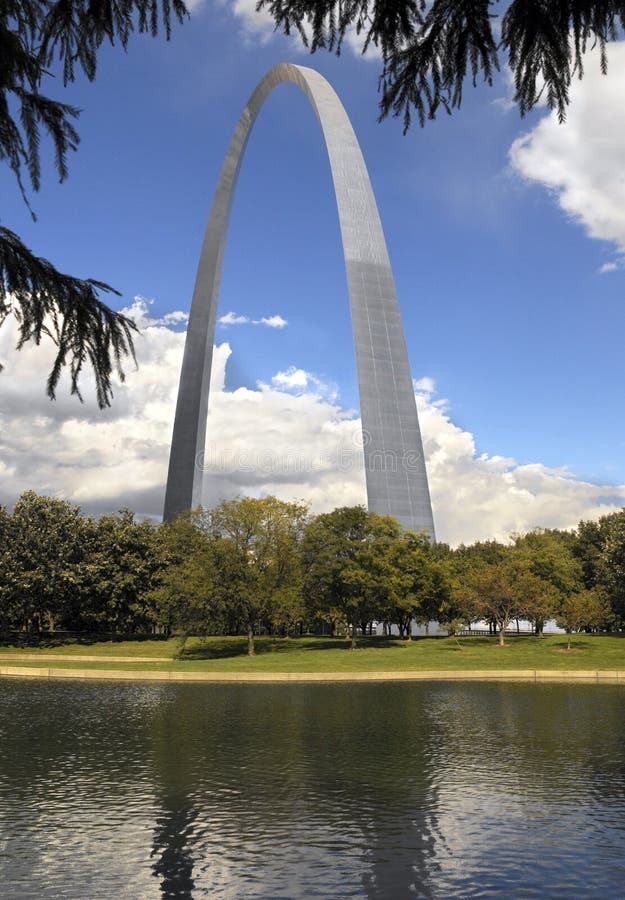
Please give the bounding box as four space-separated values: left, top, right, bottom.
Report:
163 63 435 537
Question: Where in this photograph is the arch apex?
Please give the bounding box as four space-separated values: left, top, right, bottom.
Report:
163 64 435 539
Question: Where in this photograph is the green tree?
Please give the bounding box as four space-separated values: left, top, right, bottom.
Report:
1 0 186 405
595 511 625 627
0 505 18 638
454 540 510 566
574 517 606 589
148 514 222 636
513 529 583 635
381 531 447 639
449 540 510 634
208 496 309 655
259 1 624 129
462 554 557 647
2 491 89 634
556 589 611 649
86 510 160 635
302 506 401 648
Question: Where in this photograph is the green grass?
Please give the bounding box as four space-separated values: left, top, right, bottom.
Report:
0 636 181 658
2 634 625 673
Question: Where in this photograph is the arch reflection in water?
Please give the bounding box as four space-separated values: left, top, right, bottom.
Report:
151 796 197 898
2 681 625 897
146 682 440 896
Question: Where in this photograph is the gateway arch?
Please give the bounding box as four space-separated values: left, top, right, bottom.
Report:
163 63 435 538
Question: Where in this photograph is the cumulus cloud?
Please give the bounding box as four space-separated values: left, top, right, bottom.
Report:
510 42 625 258
219 311 250 326
131 301 188 329
1 298 624 545
598 261 619 275
272 367 309 389
259 314 287 329
269 366 338 401
230 0 280 45
218 311 288 328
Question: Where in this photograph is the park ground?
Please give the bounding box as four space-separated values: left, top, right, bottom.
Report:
2 634 625 675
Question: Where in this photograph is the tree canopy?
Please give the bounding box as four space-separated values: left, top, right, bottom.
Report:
1 0 187 405
4 491 625 645
258 0 625 129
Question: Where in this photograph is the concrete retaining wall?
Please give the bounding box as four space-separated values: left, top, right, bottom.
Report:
2 666 625 684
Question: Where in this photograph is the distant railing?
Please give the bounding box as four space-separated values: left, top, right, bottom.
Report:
458 628 534 637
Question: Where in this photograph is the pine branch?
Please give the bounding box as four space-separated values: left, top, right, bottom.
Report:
0 227 137 408
380 0 499 130
257 0 625 127
0 0 187 403
2 0 187 198
38 0 189 85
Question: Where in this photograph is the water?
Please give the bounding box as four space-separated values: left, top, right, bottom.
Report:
1 679 624 898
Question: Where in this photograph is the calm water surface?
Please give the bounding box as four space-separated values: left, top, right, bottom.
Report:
1 679 624 898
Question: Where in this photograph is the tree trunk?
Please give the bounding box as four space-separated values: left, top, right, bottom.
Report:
567 631 572 651
498 624 506 647
247 621 255 656
351 620 358 650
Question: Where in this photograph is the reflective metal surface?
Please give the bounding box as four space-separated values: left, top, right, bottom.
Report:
164 64 435 536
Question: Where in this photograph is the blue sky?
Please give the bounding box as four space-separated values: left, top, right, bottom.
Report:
2 3 625 543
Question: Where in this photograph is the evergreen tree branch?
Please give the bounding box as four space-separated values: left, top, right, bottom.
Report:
257 0 625 126
38 0 189 85
0 227 137 408
0 0 187 402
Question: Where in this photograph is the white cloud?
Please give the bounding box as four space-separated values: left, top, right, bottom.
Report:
1 298 624 545
598 261 619 274
414 376 435 394
269 366 338 401
230 0 279 45
272 367 310 389
218 311 250 326
157 310 189 326
259 314 287 329
510 42 625 256
218 311 288 328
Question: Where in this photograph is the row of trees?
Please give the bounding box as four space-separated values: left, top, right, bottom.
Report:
0 492 159 638
2 491 625 653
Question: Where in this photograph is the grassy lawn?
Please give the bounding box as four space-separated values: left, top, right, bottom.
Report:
2 634 625 673
0 636 182 658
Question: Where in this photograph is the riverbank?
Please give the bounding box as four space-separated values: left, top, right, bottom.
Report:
2 663 625 683
1 634 625 681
